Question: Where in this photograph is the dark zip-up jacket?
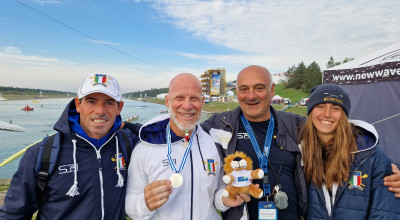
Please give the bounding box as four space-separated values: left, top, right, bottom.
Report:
0 99 139 220
306 120 400 219
201 106 307 220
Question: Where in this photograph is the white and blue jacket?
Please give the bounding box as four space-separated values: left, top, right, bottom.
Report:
125 114 228 220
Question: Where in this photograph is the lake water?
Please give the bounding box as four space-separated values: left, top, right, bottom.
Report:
0 98 171 179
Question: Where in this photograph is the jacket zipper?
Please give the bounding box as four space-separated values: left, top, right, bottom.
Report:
77 133 116 220
220 116 234 156
96 149 105 220
190 150 193 220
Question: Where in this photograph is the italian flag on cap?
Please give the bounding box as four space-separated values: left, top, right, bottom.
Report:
95 74 107 84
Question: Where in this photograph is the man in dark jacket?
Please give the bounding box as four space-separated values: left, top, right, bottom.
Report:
201 65 400 220
0 73 139 220
201 65 306 220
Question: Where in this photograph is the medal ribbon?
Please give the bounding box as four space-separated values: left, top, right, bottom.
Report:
240 113 275 196
166 122 197 173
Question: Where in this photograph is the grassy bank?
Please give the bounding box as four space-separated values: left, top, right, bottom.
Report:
140 98 307 117
1 94 70 101
0 179 11 207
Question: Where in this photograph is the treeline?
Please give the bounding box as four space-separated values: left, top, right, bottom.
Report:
124 88 169 98
0 86 69 95
285 56 354 93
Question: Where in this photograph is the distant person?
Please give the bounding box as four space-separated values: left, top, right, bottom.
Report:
0 73 139 219
9 120 12 124
301 84 400 219
201 65 400 220
125 73 231 220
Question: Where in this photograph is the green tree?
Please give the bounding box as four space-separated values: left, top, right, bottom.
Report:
326 56 354 68
124 88 169 98
294 62 307 90
286 62 306 90
303 61 322 93
343 57 354 63
326 56 341 69
285 65 297 88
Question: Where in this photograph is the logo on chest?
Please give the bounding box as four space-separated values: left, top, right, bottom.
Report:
59 164 79 175
203 159 218 176
237 176 249 182
237 132 250 139
348 171 368 191
112 153 127 170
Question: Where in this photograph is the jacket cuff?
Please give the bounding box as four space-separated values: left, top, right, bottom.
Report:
214 188 230 212
141 193 155 216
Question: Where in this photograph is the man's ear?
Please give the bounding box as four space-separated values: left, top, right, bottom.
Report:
117 101 124 115
165 94 170 108
75 97 81 113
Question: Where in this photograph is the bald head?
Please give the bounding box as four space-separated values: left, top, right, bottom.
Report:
169 73 202 94
166 73 204 136
236 65 275 122
237 65 273 89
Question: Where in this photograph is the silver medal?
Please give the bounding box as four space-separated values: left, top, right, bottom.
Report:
170 173 183 188
274 185 288 210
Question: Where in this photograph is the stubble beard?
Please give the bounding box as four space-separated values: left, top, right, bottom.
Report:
168 105 200 133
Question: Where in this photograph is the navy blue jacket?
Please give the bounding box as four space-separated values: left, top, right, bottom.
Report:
306 120 400 220
0 99 139 220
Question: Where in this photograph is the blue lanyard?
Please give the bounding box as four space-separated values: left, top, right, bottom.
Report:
240 113 275 195
166 123 196 173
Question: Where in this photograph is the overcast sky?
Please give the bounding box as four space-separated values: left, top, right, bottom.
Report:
1 0 399 93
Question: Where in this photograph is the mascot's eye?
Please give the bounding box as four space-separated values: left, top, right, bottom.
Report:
239 159 247 168
231 161 239 169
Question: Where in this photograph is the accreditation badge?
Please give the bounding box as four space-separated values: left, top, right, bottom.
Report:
258 201 277 220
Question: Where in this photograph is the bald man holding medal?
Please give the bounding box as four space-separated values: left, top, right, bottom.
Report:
125 73 231 220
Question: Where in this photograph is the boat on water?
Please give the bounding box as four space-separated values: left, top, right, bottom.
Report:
0 120 26 132
160 110 168 114
138 106 148 109
32 100 40 103
125 115 139 122
21 105 34 111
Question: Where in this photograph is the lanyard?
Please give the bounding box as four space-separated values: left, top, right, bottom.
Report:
240 113 275 195
166 123 196 173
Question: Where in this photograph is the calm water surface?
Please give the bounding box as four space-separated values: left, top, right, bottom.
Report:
0 98 169 179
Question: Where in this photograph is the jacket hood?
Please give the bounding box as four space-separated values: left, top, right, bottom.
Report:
349 119 379 153
138 114 191 145
53 99 122 146
53 99 75 134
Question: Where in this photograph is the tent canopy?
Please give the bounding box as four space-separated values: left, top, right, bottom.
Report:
272 95 284 100
323 42 400 164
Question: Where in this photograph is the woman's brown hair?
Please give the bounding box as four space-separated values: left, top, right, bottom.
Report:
300 110 358 189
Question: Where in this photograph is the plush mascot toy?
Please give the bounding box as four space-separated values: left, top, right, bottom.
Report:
222 151 264 200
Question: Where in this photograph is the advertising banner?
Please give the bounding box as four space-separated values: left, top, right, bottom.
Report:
211 74 220 96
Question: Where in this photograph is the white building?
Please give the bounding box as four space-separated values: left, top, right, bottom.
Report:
156 93 167 99
271 72 288 84
226 90 234 96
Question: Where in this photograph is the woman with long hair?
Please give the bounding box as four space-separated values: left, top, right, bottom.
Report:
300 84 400 219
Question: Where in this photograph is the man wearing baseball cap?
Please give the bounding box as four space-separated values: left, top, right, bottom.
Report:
0 73 139 220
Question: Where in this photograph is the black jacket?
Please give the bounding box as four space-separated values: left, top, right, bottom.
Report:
201 106 307 219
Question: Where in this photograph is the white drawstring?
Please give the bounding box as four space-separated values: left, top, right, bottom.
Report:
115 136 124 187
66 139 80 197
